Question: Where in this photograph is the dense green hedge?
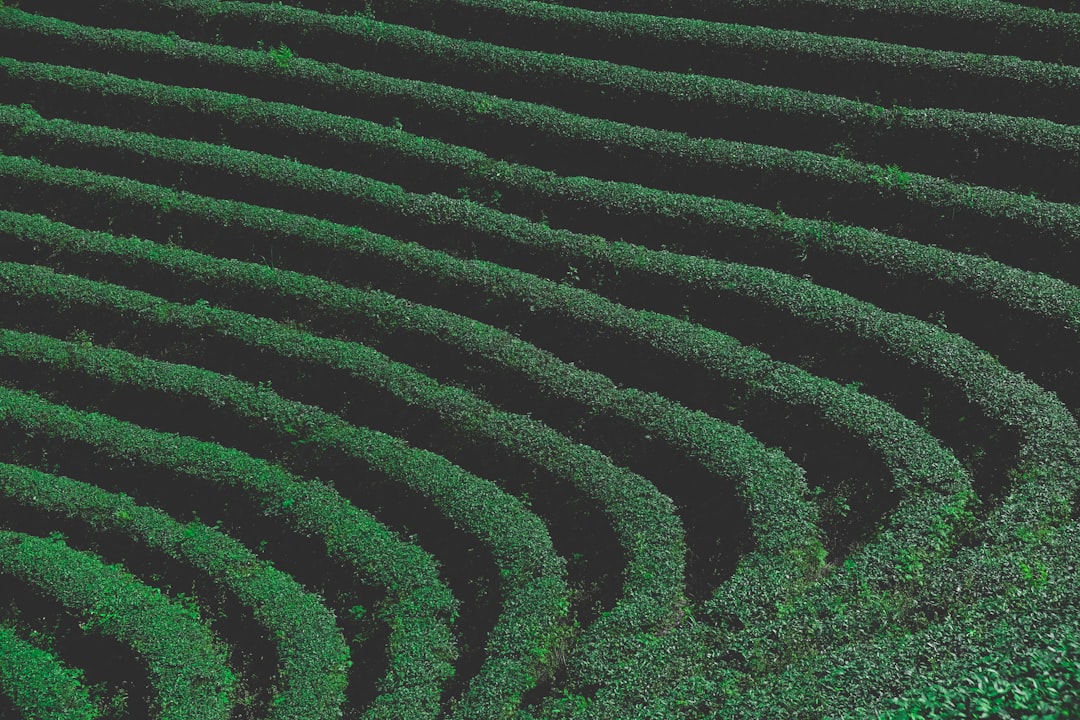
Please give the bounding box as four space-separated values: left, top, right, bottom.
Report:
0 232 974 699
0 206 813 710
0 262 570 720
5 6 1080 206
0 211 830 713
1 87 1077 297
0 244 683 710
0 527 234 720
0 459 349 720
22 0 1080 124
0 624 99 720
4 151 1079 423
0 183 825 626
530 0 1080 66
5 47 1079 257
0 369 457 720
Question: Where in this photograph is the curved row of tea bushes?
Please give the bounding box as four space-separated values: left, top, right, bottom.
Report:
0 245 833 712
5 138 1080 419
5 3 1077 715
604 251 1080 533
0 459 349 720
0 356 458 720
0 147 976 595
535 0 1080 65
2 59 1077 293
6 8 1080 205
0 193 823 627
31 0 1080 124
6 53 1080 271
0 527 234 720
0 247 678 707
7 229 973 672
0 624 98 720
236 0 1080 122
2 306 574 720
2 95 1077 305
0 263 569 720
0 332 572 708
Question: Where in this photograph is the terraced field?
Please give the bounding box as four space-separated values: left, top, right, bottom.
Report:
2 0 1080 717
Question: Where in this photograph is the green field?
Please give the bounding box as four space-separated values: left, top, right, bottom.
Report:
2 0 1080 717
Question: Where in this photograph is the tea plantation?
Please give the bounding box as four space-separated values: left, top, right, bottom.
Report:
1 0 1080 717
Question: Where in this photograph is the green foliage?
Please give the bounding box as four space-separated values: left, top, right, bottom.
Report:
885 634 1080 719
2 2 1080 718
0 626 98 720
869 163 913 189
0 460 351 720
268 43 293 69
0 530 234 720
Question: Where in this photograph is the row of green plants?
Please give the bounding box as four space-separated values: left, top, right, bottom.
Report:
0 158 1062 720
6 94 1062 539
31 0 1080 125
5 6 1078 207
0 204 816 708
0 525 234 720
0 227 688 713
0 623 98 720
4 92 1076 409
3 216 977 714
2 42 1076 291
0 235 816 716
1 81 1076 304
0 176 825 656
6 46 1078 265
528 0 1080 65
0 149 983 605
0 326 460 720
3 93 1079 401
0 458 350 720
0 261 570 720
6 4 1079 715
278 0 1080 120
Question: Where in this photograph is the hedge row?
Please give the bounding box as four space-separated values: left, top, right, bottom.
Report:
0 336 569 720
7 47 1080 259
0 201 825 626
23 0 1080 125
5 7 1080 206
4 133 1080 417
0 262 569 720
0 360 458 720
610 247 1080 534
528 0 1080 66
0 259 764 720
0 140 1002 569
4 107 1078 415
2 89 1077 305
0 220 972 687
0 458 349 720
0 207 826 715
0 239 686 709
0 624 98 720
0 526 234 720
